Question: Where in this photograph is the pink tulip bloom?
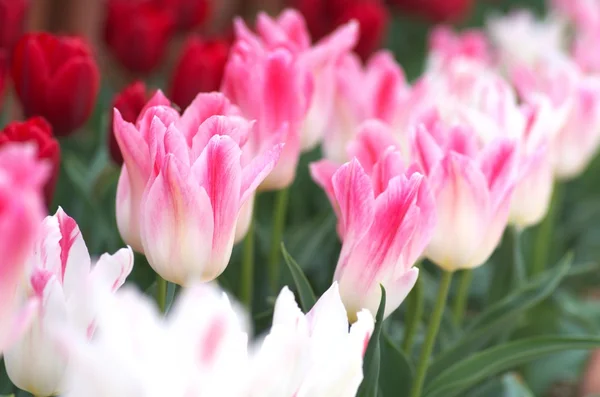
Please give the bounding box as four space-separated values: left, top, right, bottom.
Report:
239 9 359 151
4 208 133 396
247 282 374 397
0 143 48 353
426 25 492 71
412 117 519 271
323 51 412 163
312 121 435 319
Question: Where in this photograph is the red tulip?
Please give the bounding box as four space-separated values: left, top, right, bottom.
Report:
108 81 158 165
389 0 474 23
0 117 60 205
153 0 210 31
169 36 230 109
11 33 100 136
104 0 175 74
0 51 6 107
0 0 29 53
295 0 389 60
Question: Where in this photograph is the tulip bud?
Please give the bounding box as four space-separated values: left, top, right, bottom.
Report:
312 121 435 319
4 208 134 396
0 117 60 205
0 143 48 353
169 36 230 110
104 0 175 74
412 119 519 271
154 0 210 31
11 33 100 136
0 0 29 54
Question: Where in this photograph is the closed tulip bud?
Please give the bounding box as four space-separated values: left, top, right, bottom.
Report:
0 0 29 53
312 121 435 319
247 282 374 396
11 33 100 136
0 143 49 353
154 0 210 31
4 208 133 396
108 81 169 165
0 117 60 205
169 36 230 110
412 119 519 271
104 0 175 74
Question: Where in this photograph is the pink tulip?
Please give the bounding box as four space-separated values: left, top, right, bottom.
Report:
0 143 48 353
324 51 412 163
238 9 359 151
412 116 519 271
312 121 435 319
427 25 491 71
4 208 133 396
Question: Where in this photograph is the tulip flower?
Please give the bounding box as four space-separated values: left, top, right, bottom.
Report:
154 0 210 31
222 38 309 190
11 33 100 136
4 208 134 396
0 117 60 205
0 143 48 353
324 50 411 163
412 118 519 271
247 282 374 396
0 0 29 53
108 81 170 165
104 0 175 74
169 36 230 109
114 91 282 282
426 26 491 71
63 283 249 397
312 121 435 319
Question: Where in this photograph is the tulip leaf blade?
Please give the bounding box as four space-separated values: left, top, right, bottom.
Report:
424 335 600 397
427 254 572 381
357 285 386 397
379 332 413 397
281 243 317 312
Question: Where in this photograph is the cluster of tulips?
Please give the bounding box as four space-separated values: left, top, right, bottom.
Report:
3 0 600 396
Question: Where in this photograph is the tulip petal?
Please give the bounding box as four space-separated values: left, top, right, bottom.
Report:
92 247 134 292
191 115 253 159
240 143 284 204
178 93 240 145
56 208 91 297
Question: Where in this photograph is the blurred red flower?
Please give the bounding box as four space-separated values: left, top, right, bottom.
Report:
0 0 29 54
11 33 100 136
296 0 389 60
104 0 175 74
108 81 154 165
389 0 474 23
0 51 6 108
168 36 230 109
0 117 60 205
153 0 210 32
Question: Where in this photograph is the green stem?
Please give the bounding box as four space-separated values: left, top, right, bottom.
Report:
156 274 167 313
240 204 255 310
402 269 423 354
268 187 290 293
531 182 564 277
410 271 453 397
451 269 473 326
512 227 526 286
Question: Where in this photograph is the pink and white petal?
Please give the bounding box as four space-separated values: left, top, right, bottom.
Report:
306 282 349 340
136 106 180 141
191 115 254 160
310 160 341 214
137 90 172 124
113 110 150 179
370 148 406 197
272 286 305 329
55 208 91 298
425 153 491 271
115 168 144 253
234 194 254 244
275 9 311 50
383 267 419 319
240 143 284 204
0 298 39 353
142 155 215 285
347 120 400 175
259 129 301 191
163 124 190 167
91 247 134 292
478 137 519 210
403 172 436 266
411 124 444 176
310 21 359 67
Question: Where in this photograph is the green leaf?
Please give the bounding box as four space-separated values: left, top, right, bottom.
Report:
281 243 316 312
358 285 386 397
428 255 572 381
379 332 413 397
424 336 600 397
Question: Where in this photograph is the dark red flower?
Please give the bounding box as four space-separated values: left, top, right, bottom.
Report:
295 0 389 60
0 0 29 53
0 50 6 108
389 0 474 23
153 0 210 32
108 81 154 165
0 117 60 204
11 33 101 136
168 36 230 109
104 0 175 74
